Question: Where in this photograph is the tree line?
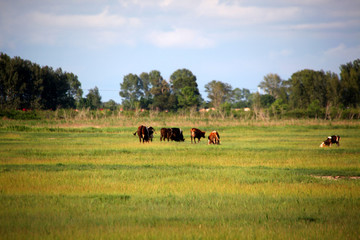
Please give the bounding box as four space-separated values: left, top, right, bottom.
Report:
119 59 360 113
1 52 359 118
0 52 102 110
119 69 257 111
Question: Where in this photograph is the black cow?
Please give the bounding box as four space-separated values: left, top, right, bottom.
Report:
148 127 155 142
160 128 172 141
170 128 185 142
320 135 341 147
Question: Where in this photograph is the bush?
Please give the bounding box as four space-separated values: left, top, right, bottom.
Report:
0 109 40 120
0 107 359 121
284 109 307 119
342 108 360 119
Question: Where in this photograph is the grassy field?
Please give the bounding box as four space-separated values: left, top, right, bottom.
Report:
0 118 360 239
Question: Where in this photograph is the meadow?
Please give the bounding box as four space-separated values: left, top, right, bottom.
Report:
0 117 360 239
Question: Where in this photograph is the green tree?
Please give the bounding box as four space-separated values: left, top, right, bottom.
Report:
270 99 288 117
40 66 57 109
258 73 282 98
0 53 11 108
140 70 174 110
40 67 72 109
152 91 177 111
177 86 200 109
231 88 252 108
139 72 151 99
0 55 43 109
288 69 327 109
119 74 144 110
252 92 261 109
325 71 341 107
0 53 83 110
151 78 175 111
260 94 276 108
86 86 102 110
340 59 360 107
205 80 232 109
170 69 201 109
148 70 164 95
103 99 119 111
65 72 83 108
307 99 322 118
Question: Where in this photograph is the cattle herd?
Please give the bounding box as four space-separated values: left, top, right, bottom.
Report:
134 125 340 147
133 125 220 145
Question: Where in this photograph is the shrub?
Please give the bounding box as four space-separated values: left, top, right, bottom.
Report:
0 109 40 120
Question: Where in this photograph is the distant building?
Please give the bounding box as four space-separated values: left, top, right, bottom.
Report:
199 108 216 112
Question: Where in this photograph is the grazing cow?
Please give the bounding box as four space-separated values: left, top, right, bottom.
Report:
190 128 206 144
133 125 150 143
170 128 185 142
320 135 341 147
208 131 220 145
160 128 172 142
148 127 155 142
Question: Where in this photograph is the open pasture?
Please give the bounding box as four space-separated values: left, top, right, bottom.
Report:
0 120 360 239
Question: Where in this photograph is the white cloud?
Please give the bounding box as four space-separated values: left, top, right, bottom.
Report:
148 28 215 48
324 43 346 56
30 7 141 29
197 0 300 24
1 0 359 51
324 43 360 59
289 20 359 31
269 49 293 59
11 7 142 47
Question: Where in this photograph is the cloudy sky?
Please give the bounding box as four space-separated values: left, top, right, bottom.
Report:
1 0 359 102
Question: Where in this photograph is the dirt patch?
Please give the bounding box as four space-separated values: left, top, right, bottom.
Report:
312 175 360 180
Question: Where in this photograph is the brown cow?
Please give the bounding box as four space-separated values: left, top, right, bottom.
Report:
133 125 150 143
320 135 340 147
190 128 205 144
160 128 172 141
208 131 220 145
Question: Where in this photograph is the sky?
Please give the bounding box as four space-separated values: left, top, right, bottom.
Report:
1 0 360 103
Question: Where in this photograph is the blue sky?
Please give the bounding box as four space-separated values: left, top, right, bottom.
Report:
1 0 359 102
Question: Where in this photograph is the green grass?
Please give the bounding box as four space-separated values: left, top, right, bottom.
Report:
0 120 360 239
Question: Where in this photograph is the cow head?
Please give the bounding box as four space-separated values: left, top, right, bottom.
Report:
320 138 331 147
148 126 155 136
